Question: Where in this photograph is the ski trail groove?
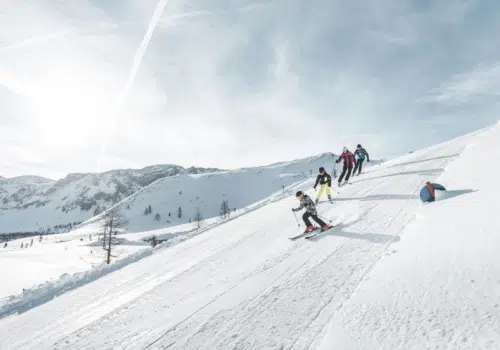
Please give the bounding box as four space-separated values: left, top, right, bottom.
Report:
142 237 324 348
142 244 313 349
160 238 364 349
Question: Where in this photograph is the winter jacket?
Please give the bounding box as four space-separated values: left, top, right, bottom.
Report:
354 148 370 162
419 182 446 203
336 152 356 167
294 195 317 215
314 172 332 188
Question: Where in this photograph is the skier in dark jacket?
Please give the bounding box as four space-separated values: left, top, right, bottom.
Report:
313 167 332 203
292 191 329 232
336 147 356 186
353 144 370 176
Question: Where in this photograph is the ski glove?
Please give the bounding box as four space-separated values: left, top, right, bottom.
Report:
292 208 299 212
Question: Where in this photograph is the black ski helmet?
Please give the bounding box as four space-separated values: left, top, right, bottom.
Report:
296 191 303 197
357 144 362 148
319 167 325 173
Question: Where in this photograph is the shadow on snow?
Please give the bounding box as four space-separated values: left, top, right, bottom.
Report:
352 168 444 184
434 189 478 202
331 194 419 202
307 223 401 244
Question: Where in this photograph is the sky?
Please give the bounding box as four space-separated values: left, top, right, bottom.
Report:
1 0 499 180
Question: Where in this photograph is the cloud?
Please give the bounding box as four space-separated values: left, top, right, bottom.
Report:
1 0 499 178
425 63 500 103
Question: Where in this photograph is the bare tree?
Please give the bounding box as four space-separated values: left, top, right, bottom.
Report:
102 221 109 249
178 206 182 219
102 207 128 264
194 207 203 228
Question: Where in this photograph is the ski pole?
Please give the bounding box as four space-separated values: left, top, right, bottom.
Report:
318 214 332 224
293 211 300 227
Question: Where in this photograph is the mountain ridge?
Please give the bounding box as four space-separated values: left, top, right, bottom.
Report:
0 153 337 235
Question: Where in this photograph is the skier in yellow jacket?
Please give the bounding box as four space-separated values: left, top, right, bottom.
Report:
313 167 333 203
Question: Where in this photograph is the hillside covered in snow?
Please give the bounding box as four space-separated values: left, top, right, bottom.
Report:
0 123 498 349
83 153 339 233
1 153 340 237
0 164 220 235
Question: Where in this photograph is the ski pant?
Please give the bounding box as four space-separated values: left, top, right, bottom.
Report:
315 184 332 201
353 159 364 175
338 165 353 183
303 212 327 227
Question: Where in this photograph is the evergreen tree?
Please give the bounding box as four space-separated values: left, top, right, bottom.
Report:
220 200 230 219
194 207 203 228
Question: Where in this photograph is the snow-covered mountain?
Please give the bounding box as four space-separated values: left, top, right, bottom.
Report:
0 165 220 235
81 153 339 233
0 154 340 235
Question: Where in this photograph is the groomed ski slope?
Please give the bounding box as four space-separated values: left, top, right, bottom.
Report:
0 125 497 349
316 123 500 349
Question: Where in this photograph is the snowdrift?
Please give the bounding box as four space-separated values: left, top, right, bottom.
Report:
0 248 153 319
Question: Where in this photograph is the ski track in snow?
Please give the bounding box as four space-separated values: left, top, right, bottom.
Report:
0 127 489 350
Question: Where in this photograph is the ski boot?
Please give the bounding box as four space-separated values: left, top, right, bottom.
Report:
321 225 330 231
304 226 315 233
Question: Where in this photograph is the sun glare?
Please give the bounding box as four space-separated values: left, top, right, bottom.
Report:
26 63 115 152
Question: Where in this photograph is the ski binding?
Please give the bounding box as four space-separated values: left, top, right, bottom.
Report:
304 223 341 239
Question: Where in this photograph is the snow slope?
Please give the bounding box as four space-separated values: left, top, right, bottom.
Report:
316 124 500 350
82 152 338 232
0 124 498 349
